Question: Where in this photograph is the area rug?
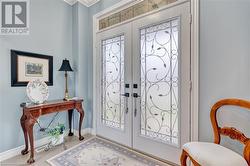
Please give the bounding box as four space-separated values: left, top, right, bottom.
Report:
47 137 170 166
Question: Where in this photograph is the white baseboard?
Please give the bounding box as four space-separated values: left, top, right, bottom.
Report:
72 128 95 136
0 137 50 162
0 128 93 162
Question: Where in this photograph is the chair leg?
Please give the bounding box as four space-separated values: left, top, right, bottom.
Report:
180 149 201 166
180 150 188 166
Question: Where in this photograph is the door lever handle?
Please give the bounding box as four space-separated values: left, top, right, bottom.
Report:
133 93 140 98
134 107 137 117
122 93 129 114
126 106 129 114
133 93 140 117
121 93 130 97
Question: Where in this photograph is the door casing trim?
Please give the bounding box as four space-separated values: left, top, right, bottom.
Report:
92 0 199 141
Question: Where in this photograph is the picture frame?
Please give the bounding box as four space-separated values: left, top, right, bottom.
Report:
11 50 53 87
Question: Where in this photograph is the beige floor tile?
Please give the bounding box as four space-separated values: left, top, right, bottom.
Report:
1 134 92 166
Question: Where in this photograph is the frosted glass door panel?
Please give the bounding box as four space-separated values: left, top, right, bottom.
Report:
102 35 125 130
140 18 179 145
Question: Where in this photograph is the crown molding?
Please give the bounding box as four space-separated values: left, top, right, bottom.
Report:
78 0 100 7
63 0 100 7
64 0 77 6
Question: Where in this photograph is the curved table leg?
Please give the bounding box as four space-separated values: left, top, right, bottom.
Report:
20 114 29 155
25 117 36 164
76 106 84 141
68 109 74 136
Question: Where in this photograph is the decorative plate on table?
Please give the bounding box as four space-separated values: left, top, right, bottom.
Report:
26 79 49 104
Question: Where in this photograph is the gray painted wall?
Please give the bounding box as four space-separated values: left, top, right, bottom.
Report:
0 0 122 153
1 0 250 156
199 0 250 153
72 2 90 130
86 0 122 127
0 0 74 153
73 0 122 129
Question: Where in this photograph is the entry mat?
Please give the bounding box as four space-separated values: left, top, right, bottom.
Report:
47 137 171 166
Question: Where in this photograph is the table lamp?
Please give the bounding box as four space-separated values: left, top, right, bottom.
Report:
59 59 73 100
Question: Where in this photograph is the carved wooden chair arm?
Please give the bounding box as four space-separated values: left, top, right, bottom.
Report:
210 98 250 165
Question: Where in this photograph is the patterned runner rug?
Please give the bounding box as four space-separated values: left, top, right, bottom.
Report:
47 137 170 166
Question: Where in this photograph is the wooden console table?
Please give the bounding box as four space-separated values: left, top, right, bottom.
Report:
20 99 84 164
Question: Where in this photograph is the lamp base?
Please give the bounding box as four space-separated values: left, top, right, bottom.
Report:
64 92 70 101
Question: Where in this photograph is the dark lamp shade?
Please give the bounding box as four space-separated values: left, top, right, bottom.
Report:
59 59 73 72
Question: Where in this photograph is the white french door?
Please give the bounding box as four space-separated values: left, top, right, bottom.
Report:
96 23 133 146
132 2 190 164
96 1 190 164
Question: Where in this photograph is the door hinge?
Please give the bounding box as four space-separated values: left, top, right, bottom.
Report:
189 13 192 24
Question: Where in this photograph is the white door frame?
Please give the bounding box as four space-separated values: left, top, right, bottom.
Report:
93 0 199 141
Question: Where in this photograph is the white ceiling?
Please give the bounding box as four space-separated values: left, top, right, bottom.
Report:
64 0 100 7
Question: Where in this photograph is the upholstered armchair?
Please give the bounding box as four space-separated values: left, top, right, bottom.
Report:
180 99 250 166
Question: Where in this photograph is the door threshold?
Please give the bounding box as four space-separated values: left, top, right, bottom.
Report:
97 135 179 166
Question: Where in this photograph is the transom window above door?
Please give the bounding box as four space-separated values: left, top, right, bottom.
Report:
99 0 178 30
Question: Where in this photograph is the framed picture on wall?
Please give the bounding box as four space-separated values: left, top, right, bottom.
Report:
11 50 53 87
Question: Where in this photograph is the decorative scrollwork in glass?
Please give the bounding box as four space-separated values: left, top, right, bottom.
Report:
140 18 179 145
99 0 177 30
101 35 125 130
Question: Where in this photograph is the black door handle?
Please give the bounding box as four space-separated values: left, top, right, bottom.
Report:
133 93 140 117
121 93 130 97
133 93 140 98
121 93 129 114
